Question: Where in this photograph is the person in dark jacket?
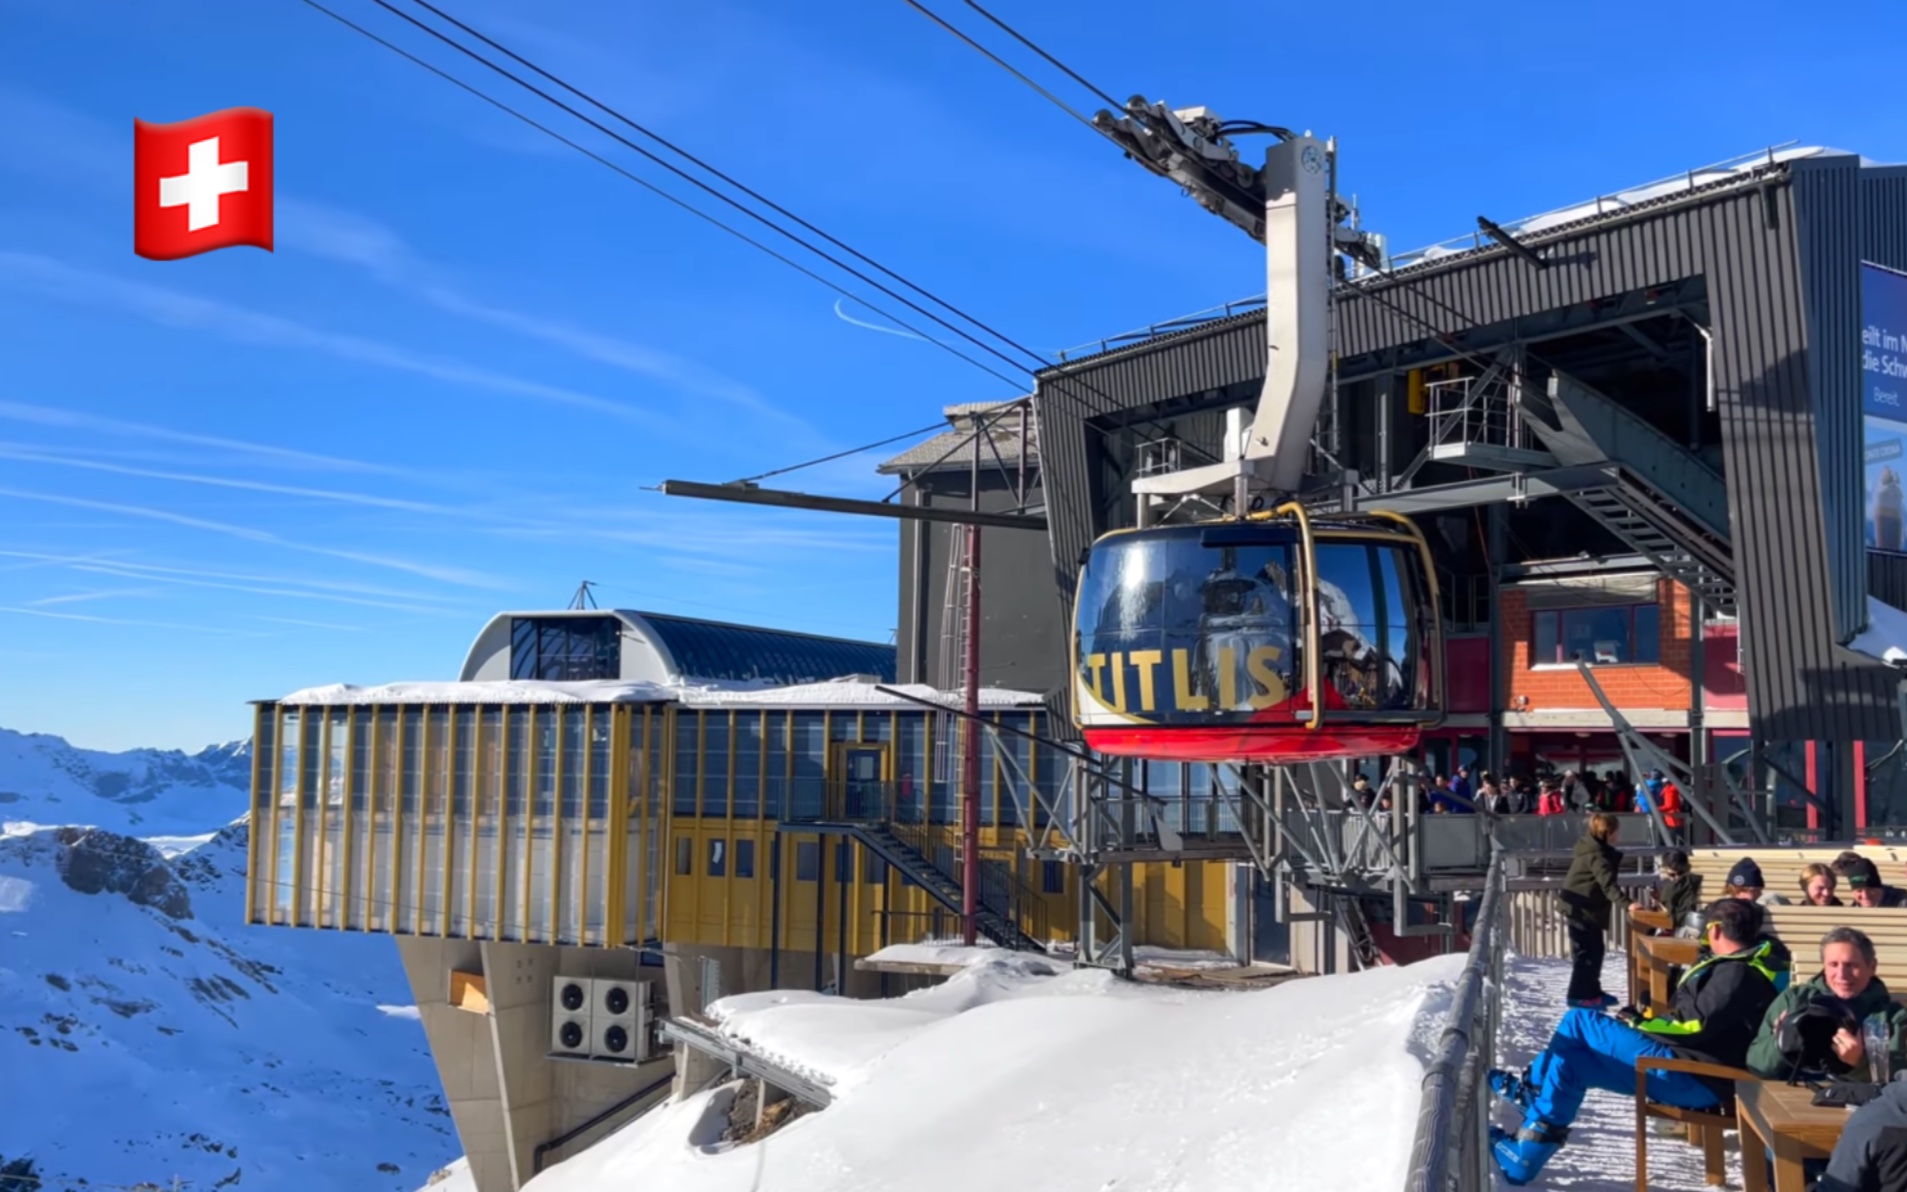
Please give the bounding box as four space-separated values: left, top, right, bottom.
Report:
1559 812 1629 1006
1487 898 1788 1186
1835 854 1907 908
1656 850 1704 935
1817 1080 1907 1192
1747 926 1907 1082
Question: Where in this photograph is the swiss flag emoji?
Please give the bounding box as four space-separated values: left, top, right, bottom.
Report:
134 108 274 261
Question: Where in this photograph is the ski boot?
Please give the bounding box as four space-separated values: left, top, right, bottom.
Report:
1486 1067 1535 1113
1491 1118 1569 1186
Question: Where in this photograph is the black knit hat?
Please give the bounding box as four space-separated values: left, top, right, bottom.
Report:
1727 858 1766 889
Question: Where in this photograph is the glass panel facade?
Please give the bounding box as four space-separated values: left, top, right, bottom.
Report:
674 713 699 817
509 616 621 681
702 714 730 817
249 706 275 924
735 838 756 879
896 712 927 822
733 713 763 819
789 713 825 819
763 711 788 821
247 701 654 947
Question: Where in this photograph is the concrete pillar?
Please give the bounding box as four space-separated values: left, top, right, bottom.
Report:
396 937 514 1192
479 942 559 1189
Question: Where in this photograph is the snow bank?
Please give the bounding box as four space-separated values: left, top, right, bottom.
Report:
678 680 1045 709
1849 595 1907 666
525 952 1463 1192
278 678 1047 711
280 680 674 705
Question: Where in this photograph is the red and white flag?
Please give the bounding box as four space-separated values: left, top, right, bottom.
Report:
133 108 274 261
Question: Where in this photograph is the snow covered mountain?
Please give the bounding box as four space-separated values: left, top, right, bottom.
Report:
0 729 459 1191
0 726 253 837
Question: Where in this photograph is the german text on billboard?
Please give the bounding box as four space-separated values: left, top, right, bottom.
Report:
1864 262 1907 554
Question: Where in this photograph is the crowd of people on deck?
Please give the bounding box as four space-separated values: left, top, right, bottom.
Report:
1488 813 1907 1188
1353 763 1689 831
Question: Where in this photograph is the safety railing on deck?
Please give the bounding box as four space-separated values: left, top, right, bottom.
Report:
1404 849 1507 1192
1404 846 1669 1192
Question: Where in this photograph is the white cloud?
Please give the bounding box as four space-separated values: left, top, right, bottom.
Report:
0 486 509 589
280 197 812 430
24 588 162 607
0 605 261 635
0 252 662 427
0 399 414 476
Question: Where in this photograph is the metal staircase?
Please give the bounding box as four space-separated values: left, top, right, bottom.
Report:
1522 373 1739 616
848 824 1043 952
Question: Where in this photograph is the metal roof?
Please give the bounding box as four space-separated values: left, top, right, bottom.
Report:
629 610 896 685
877 400 1038 475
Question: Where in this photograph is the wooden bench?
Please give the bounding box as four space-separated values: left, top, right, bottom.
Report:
1685 847 1907 905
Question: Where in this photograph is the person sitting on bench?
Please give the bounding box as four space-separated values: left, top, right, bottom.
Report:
1486 898 1790 1186
1747 926 1906 1082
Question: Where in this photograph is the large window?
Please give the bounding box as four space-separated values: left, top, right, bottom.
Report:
1531 604 1661 666
510 616 621 681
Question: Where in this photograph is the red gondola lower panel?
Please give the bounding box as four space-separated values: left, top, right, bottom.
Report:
1081 724 1423 763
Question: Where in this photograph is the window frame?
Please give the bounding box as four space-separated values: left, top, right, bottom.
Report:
1529 601 1662 668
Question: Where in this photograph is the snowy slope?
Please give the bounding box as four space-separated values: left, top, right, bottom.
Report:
0 760 458 1189
0 726 251 836
517 947 1466 1192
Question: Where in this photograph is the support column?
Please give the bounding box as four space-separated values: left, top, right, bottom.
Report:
1487 505 1510 771
397 938 513 1192
961 523 982 947
479 941 558 1189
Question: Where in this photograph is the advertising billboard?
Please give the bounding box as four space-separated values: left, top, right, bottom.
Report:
1864 262 1907 554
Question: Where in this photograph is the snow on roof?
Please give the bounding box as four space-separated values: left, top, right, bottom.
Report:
274 678 1045 710
676 679 1046 709
277 680 674 706
524 950 1467 1192
1849 595 1907 666
1387 144 1866 270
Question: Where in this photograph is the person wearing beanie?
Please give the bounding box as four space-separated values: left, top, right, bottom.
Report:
1724 857 1791 908
1834 855 1907 908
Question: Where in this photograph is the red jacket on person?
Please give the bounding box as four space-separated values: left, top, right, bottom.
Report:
1659 781 1686 829
1537 790 1566 816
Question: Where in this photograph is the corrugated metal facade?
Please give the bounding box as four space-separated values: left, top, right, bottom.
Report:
1035 158 1907 742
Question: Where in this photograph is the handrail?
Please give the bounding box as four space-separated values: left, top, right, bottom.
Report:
1271 500 1324 733
1404 847 1506 1192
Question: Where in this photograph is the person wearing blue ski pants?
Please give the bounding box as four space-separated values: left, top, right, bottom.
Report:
1526 1007 1719 1126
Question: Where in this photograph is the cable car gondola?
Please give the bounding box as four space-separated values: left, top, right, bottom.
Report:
1071 505 1445 763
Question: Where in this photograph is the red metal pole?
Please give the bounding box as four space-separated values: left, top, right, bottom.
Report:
961 522 983 947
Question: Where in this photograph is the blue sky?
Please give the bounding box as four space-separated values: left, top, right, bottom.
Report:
1 0 1903 751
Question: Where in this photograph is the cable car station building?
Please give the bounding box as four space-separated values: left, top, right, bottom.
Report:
240 144 1907 1192
246 609 1241 1191
1032 146 1907 834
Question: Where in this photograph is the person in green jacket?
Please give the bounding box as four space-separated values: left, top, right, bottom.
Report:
1559 813 1631 1006
1747 926 1907 1082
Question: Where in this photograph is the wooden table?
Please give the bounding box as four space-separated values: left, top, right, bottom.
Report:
1635 935 1701 1008
1736 1081 1853 1192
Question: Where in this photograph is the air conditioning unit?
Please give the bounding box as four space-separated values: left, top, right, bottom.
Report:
550 976 591 1057
550 977 654 1063
591 979 649 1062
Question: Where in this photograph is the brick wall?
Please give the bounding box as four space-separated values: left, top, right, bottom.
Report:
1502 579 1693 713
